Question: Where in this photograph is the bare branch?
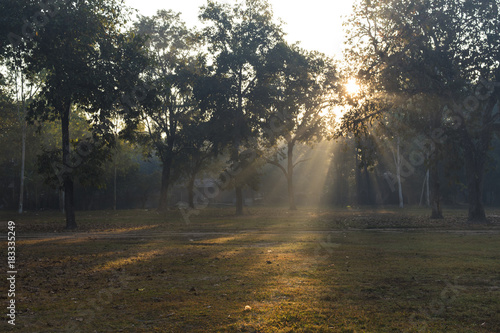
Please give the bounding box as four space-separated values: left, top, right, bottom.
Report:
264 157 287 176
293 158 310 169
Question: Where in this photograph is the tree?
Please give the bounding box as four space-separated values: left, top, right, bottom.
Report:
21 0 147 228
0 90 19 209
199 0 284 214
1 0 48 213
324 138 353 206
2 52 43 214
175 120 218 209
0 0 34 57
342 0 470 219
105 136 141 210
343 0 500 223
132 10 203 211
259 43 337 210
445 1 500 223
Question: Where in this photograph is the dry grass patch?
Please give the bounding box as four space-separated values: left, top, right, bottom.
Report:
0 207 499 332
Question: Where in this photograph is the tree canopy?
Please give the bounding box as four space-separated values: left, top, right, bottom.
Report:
1 0 500 226
8 0 148 228
199 0 284 214
342 0 500 222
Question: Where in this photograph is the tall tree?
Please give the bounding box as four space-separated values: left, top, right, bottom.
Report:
199 0 283 214
175 120 218 209
132 10 203 211
259 43 337 210
344 0 500 223
2 52 43 214
446 1 500 223
21 0 147 228
1 0 47 213
0 89 19 209
342 0 467 219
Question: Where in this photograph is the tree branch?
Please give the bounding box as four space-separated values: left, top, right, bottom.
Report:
293 158 310 169
264 157 287 176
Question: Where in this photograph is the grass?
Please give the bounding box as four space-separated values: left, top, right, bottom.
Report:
1 206 499 332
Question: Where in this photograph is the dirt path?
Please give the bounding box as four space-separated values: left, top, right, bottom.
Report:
10 227 500 241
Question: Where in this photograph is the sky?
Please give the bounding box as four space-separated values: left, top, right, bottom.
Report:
123 0 355 58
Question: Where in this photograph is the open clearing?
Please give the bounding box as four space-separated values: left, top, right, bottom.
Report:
1 207 499 332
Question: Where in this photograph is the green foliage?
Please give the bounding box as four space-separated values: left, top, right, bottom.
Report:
342 0 500 220
0 0 148 227
199 0 285 195
0 0 35 56
26 0 148 127
132 9 203 159
259 43 338 146
199 0 284 142
131 9 206 209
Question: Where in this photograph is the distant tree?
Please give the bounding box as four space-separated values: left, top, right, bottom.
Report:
102 133 141 210
1 0 47 213
324 138 353 207
2 52 43 214
175 120 218 209
199 0 284 214
0 90 18 208
372 107 420 209
21 0 147 229
259 43 338 210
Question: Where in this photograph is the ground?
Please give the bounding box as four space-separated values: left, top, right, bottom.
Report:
1 207 499 332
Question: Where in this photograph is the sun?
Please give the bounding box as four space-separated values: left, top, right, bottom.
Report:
345 78 360 95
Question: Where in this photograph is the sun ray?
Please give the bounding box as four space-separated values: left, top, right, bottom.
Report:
346 78 360 95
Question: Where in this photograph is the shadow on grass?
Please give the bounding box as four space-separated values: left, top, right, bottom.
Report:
1 207 499 332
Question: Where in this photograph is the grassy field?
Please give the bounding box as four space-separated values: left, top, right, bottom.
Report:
1 207 499 332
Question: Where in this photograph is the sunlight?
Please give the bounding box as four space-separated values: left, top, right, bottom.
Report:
18 236 73 246
292 141 334 207
93 249 165 272
99 225 160 234
345 78 360 96
330 105 346 126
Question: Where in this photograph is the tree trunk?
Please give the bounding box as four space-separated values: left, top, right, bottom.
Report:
113 162 117 211
62 104 77 229
234 69 244 216
461 93 495 224
397 141 403 208
419 171 427 206
35 183 39 211
429 161 443 219
235 186 243 215
18 120 26 214
158 160 172 211
464 146 488 223
363 161 373 205
426 169 430 206
287 142 296 210
355 150 362 205
187 174 196 209
16 65 27 214
391 138 404 208
59 189 65 213
467 173 487 223
430 102 446 218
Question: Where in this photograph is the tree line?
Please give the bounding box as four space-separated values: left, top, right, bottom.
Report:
1 0 499 228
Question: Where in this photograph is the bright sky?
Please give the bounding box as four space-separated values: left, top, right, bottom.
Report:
124 0 355 58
